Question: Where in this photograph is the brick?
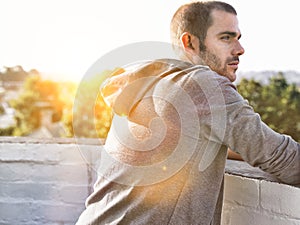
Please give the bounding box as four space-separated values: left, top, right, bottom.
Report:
37 164 90 185
229 207 300 225
224 174 260 208
58 144 102 166
0 181 61 201
0 163 33 181
32 202 85 223
0 200 85 225
0 182 91 208
0 143 61 163
261 180 300 219
0 142 101 166
0 163 90 184
59 185 91 204
221 204 233 225
67 144 102 165
0 201 34 224
0 142 102 166
59 144 88 164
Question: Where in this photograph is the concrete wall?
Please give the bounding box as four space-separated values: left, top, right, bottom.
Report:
224 160 300 225
0 137 102 225
223 174 300 225
0 137 299 225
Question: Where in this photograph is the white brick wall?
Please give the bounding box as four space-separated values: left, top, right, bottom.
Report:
0 138 101 225
0 138 299 225
222 174 300 225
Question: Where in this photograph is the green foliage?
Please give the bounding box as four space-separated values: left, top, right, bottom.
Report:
58 81 77 137
10 74 41 136
237 72 300 142
0 104 4 115
9 73 69 136
4 66 115 138
0 126 14 136
70 70 113 138
2 66 116 138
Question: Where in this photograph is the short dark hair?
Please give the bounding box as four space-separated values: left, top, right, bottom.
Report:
170 1 237 50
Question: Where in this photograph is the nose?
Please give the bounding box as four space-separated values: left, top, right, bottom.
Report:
233 41 245 56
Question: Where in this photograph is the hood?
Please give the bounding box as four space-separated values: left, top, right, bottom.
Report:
101 59 194 116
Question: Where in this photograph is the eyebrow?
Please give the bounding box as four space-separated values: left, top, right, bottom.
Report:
218 31 242 39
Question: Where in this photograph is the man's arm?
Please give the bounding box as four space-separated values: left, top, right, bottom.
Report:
222 82 300 185
227 148 243 161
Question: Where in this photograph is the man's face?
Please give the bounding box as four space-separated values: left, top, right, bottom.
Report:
197 10 244 82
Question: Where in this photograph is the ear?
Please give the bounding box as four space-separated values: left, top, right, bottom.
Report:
180 32 199 54
178 32 202 64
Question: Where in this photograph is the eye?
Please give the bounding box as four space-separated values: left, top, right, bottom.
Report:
220 35 230 41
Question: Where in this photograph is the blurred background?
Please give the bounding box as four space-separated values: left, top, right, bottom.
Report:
1 0 300 141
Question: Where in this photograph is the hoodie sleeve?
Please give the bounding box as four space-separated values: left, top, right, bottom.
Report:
218 77 300 185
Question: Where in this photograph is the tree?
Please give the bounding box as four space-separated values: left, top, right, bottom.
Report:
10 72 71 136
10 74 41 136
70 69 116 138
0 104 4 115
3 65 116 138
237 72 300 142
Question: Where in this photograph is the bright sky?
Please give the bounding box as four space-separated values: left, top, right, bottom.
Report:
1 0 300 82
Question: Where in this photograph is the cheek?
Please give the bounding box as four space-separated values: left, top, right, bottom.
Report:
206 44 227 59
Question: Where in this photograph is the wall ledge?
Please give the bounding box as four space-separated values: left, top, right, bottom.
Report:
225 159 300 188
0 136 105 145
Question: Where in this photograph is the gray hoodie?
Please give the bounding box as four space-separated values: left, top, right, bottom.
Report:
76 59 300 225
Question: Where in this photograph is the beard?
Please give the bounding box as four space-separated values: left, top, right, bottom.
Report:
199 49 226 76
199 48 239 81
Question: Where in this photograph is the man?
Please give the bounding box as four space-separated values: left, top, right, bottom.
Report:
170 1 245 161
76 1 300 224
170 1 244 82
